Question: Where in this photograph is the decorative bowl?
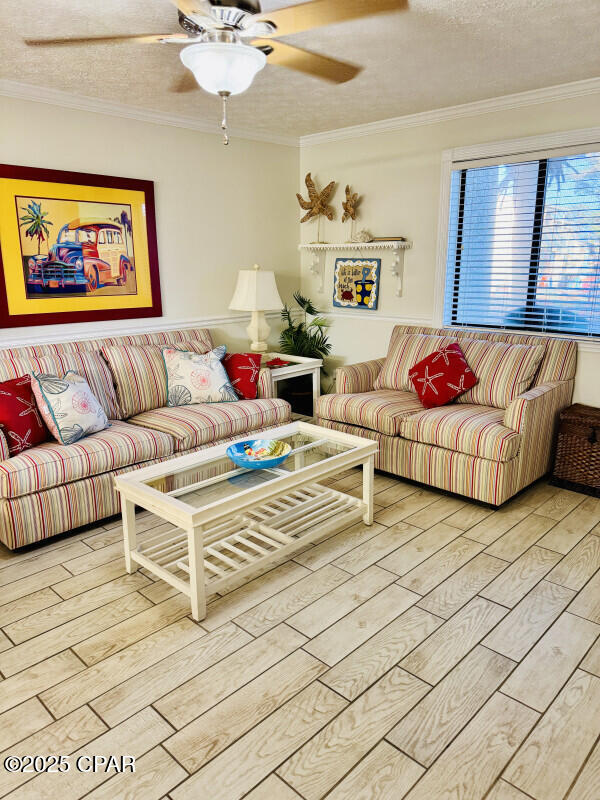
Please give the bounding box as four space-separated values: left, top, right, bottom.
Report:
226 439 292 470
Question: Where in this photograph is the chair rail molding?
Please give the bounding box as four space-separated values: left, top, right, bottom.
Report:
0 311 285 350
327 310 432 326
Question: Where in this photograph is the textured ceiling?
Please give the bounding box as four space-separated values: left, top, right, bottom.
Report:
2 0 600 139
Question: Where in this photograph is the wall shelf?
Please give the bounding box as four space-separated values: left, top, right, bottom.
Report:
298 240 411 295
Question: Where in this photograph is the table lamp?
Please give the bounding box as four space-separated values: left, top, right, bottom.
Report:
229 264 283 353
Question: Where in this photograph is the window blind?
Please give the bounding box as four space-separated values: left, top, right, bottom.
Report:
443 149 600 337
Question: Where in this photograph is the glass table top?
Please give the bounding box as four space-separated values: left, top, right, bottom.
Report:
143 430 357 508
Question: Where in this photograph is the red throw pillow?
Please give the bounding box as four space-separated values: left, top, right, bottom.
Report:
409 343 477 408
223 353 262 400
0 375 49 456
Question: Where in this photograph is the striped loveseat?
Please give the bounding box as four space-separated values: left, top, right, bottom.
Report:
317 325 576 506
0 327 291 549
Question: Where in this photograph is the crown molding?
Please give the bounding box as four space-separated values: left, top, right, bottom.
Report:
0 79 299 148
3 75 600 150
299 76 600 146
3 76 600 151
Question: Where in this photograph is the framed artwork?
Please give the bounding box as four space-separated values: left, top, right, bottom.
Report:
333 258 380 310
0 164 162 328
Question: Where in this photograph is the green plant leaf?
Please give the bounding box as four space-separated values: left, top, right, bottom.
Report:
309 317 331 328
278 293 331 364
293 291 320 316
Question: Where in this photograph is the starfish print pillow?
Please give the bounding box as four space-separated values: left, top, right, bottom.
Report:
223 353 262 400
0 375 49 456
409 343 477 408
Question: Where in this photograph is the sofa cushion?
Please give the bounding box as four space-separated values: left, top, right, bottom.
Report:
401 404 522 462
102 341 212 418
128 398 292 452
457 339 545 409
0 351 120 420
383 324 574 384
317 390 424 436
374 334 458 392
0 420 174 499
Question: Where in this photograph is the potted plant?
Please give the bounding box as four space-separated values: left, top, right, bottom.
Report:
278 292 331 414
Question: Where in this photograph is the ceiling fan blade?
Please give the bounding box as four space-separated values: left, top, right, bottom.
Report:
256 39 361 83
258 0 408 38
168 0 212 18
25 33 189 47
170 71 199 93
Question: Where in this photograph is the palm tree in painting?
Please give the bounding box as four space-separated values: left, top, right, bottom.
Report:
113 210 133 256
19 200 53 255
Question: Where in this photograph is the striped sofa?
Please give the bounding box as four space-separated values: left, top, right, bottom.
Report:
317 325 576 506
0 328 291 549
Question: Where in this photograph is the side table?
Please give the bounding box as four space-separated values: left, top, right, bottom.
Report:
265 352 322 417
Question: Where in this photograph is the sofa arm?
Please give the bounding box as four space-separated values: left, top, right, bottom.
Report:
504 380 574 487
0 429 9 462
335 358 385 395
256 367 275 399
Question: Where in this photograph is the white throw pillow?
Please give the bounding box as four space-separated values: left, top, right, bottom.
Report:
31 371 110 445
163 345 238 406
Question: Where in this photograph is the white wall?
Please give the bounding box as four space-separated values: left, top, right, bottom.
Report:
2 90 599 403
300 92 600 403
0 95 300 352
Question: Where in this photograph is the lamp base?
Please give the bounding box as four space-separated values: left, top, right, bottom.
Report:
246 310 270 353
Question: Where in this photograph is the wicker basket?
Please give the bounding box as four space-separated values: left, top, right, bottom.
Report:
551 403 600 497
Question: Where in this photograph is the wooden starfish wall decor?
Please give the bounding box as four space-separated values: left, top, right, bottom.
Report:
296 173 336 224
342 185 360 223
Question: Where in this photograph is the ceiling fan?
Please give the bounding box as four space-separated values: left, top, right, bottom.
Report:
26 0 408 144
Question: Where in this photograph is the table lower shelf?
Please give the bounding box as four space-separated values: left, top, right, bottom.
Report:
130 482 365 597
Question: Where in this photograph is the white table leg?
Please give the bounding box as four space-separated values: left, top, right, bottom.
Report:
187 524 206 621
312 368 321 417
121 496 138 573
363 455 374 525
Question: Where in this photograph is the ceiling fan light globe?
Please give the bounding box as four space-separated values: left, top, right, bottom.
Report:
180 41 266 95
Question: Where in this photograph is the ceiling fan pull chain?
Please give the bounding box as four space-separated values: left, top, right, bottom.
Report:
219 91 230 146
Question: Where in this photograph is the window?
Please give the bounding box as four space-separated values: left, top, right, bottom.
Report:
58 227 77 244
443 149 600 337
78 229 96 244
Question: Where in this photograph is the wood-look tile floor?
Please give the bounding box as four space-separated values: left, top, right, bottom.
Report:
1 473 599 800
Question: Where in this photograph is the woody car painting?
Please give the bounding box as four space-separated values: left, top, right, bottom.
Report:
0 164 161 327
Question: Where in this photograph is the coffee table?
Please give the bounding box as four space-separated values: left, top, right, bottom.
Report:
114 421 377 621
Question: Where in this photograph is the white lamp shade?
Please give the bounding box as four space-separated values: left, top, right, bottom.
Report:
229 265 283 311
180 42 266 96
